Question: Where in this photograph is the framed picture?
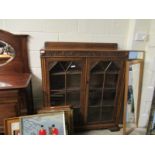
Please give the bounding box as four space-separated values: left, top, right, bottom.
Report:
4 117 20 135
20 112 66 135
147 108 155 135
37 105 73 134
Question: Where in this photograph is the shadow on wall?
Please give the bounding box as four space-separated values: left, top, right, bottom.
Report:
31 74 43 112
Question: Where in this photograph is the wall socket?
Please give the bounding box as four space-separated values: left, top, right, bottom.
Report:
135 32 148 41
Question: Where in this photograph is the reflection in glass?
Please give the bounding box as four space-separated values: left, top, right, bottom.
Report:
124 62 141 134
87 60 121 123
129 51 144 59
126 85 136 128
0 40 15 66
49 61 82 107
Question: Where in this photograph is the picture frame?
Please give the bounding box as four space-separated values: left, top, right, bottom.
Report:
20 111 66 135
37 105 73 134
146 108 155 135
4 117 20 135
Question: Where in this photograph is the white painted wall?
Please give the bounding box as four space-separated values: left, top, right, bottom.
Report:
0 19 154 128
127 19 155 128
138 20 155 127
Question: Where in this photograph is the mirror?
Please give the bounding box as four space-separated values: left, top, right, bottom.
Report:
129 51 144 60
0 40 15 66
123 60 143 134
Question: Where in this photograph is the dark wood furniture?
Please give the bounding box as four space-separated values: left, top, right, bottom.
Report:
0 30 33 133
41 42 129 132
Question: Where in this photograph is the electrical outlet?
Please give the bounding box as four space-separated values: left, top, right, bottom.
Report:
135 32 148 41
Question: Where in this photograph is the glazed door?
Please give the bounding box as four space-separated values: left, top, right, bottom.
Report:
86 58 123 124
48 58 85 126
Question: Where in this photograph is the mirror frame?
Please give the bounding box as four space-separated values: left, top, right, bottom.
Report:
0 40 16 66
0 29 30 74
123 59 144 135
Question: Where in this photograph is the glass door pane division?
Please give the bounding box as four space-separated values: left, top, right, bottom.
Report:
88 61 112 122
109 61 124 122
66 61 82 108
49 60 83 108
104 61 122 121
88 60 121 123
49 61 65 106
88 61 104 122
100 61 118 121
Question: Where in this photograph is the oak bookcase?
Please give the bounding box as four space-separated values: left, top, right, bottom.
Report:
41 42 128 132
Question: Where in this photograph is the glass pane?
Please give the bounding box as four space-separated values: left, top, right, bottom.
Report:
87 107 101 122
49 60 83 108
123 61 143 135
66 92 80 107
50 75 65 90
104 74 118 88
88 60 121 123
107 61 120 72
91 61 110 72
50 62 64 73
0 40 16 66
125 64 140 130
102 107 114 121
67 62 82 72
89 74 104 88
73 108 82 125
60 61 71 70
129 51 144 59
103 90 116 106
89 90 102 106
50 92 65 106
66 74 81 89
126 86 135 126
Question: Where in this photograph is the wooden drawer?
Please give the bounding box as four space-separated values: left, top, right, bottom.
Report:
0 90 18 133
0 102 17 133
0 99 18 104
0 90 18 99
